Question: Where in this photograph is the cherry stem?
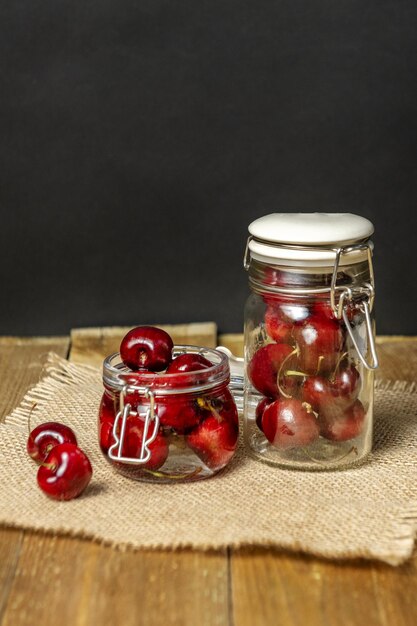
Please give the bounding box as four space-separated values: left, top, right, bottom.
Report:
27 402 37 435
316 355 324 375
40 461 57 471
277 347 299 399
301 401 314 414
330 351 349 382
285 370 308 378
142 467 203 480
197 397 223 422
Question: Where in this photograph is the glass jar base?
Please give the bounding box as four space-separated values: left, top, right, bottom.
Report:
108 446 222 483
248 431 371 471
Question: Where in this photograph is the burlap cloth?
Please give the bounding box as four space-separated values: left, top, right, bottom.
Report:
1 354 416 565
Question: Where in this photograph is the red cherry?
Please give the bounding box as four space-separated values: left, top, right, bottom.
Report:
301 364 360 413
262 268 310 290
164 353 213 388
98 393 117 454
195 389 239 428
278 302 310 324
214 389 239 428
166 353 212 374
301 376 329 411
186 416 238 471
319 399 365 442
264 306 293 343
313 301 338 321
157 397 202 434
293 315 343 375
248 344 295 398
332 363 360 399
262 270 307 306
255 397 272 432
37 443 92 500
263 267 286 288
262 398 320 449
27 422 77 463
263 297 310 323
99 420 115 456
160 389 238 434
122 416 169 470
313 301 357 322
278 370 304 399
120 326 173 371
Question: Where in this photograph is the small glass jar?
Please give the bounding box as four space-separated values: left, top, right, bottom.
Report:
243 213 379 470
98 345 238 482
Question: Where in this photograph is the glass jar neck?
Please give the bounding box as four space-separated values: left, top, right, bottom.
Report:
248 258 372 299
103 346 230 397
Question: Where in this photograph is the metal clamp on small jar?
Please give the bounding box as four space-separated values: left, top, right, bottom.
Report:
243 213 379 470
108 385 158 466
99 346 239 482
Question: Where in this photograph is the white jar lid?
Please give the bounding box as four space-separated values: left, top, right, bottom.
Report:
248 213 374 267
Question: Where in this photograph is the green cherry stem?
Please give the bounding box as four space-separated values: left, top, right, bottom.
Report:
284 370 308 378
330 351 349 382
27 402 38 436
277 347 299 399
197 397 223 422
316 355 324 375
39 460 57 471
142 467 203 480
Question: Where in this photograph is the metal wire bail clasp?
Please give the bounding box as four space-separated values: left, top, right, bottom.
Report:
108 385 159 465
330 242 375 315
330 242 379 371
342 299 379 371
243 236 253 270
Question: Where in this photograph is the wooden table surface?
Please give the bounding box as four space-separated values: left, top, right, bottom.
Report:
0 327 416 626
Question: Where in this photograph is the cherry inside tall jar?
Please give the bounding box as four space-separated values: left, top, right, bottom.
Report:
243 213 378 470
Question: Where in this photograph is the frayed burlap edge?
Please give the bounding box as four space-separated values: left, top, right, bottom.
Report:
4 353 99 430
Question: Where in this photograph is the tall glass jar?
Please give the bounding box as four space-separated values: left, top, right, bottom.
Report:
99 346 238 483
243 213 379 470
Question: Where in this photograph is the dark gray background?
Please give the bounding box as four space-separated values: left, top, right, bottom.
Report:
1 0 416 335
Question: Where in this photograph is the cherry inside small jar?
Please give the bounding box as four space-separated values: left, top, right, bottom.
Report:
99 346 238 482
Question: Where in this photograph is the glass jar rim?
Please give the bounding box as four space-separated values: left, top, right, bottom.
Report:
103 345 230 396
247 239 373 268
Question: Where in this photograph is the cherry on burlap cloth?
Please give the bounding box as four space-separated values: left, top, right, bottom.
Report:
1 354 416 566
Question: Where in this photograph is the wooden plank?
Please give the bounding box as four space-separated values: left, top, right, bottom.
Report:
2 537 228 626
70 322 218 366
0 529 23 625
1 325 229 626
375 338 417 382
376 336 417 343
83 547 228 626
0 337 69 620
1 534 97 626
218 333 244 358
0 337 70 422
231 550 417 626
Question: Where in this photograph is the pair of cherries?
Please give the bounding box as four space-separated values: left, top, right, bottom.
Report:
250 297 365 449
99 326 238 473
27 418 92 500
